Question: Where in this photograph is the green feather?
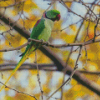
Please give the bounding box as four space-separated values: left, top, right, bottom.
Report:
21 19 45 56
31 19 45 39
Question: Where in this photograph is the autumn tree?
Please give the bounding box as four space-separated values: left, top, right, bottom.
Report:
0 0 100 100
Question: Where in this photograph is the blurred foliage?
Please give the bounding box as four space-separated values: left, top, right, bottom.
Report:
0 0 100 100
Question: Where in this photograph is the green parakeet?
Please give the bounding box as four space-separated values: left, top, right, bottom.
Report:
0 10 60 91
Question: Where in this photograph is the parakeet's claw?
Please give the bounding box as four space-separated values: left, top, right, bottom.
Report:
46 41 50 46
40 39 44 43
40 39 44 45
28 38 31 42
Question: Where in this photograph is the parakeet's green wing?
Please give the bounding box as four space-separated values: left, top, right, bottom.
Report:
31 18 45 39
20 18 45 56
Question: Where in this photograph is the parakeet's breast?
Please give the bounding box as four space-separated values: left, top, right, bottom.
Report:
38 18 54 41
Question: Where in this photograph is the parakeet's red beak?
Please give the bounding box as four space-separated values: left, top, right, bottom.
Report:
56 14 60 21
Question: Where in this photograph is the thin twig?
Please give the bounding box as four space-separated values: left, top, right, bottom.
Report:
47 46 82 100
1 63 100 75
46 66 78 100
1 37 100 52
0 42 29 52
0 1 26 8
35 51 43 100
93 16 100 42
0 81 37 100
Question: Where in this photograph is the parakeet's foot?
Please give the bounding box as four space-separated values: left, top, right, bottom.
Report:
40 39 44 43
45 41 50 46
28 38 31 42
40 39 44 45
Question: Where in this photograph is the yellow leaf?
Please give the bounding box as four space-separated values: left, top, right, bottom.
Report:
65 2 72 8
0 26 6 31
84 21 96 39
71 79 77 86
43 84 50 94
70 25 77 32
28 73 37 88
0 0 14 7
22 16 37 29
87 62 97 71
24 0 37 12
88 51 95 60
94 6 100 14
61 34 75 43
5 87 9 91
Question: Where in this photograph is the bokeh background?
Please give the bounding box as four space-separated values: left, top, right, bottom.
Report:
0 0 100 100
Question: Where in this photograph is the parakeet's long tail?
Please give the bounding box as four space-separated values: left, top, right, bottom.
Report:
0 45 34 92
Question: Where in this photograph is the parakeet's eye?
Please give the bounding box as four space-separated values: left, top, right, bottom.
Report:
56 14 60 21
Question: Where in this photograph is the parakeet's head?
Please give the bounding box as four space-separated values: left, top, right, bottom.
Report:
44 10 60 21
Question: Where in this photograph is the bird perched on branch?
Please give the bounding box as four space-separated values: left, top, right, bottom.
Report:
0 9 60 91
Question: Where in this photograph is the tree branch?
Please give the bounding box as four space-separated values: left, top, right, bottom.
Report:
0 12 100 96
1 37 100 52
0 81 37 100
1 63 100 75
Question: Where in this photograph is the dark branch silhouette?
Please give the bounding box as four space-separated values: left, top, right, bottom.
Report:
0 10 100 96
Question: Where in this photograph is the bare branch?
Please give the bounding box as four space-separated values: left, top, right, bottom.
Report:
0 8 100 96
35 51 44 100
1 63 100 75
47 66 78 100
0 81 37 100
